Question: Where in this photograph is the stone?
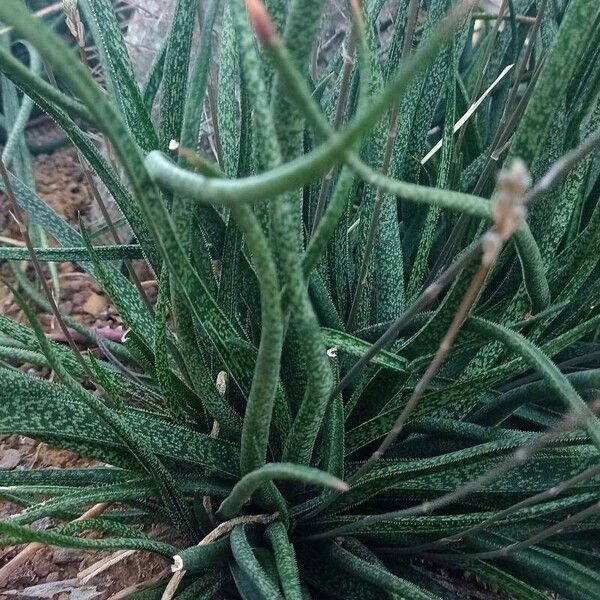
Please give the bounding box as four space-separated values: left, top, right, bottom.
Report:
33 559 53 579
0 448 21 469
53 547 80 565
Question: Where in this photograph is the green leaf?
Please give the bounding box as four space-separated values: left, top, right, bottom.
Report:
320 390 345 481
298 549 383 600
407 33 459 299
158 0 199 149
264 522 303 600
142 38 167 111
0 519 176 556
175 536 231 573
466 561 550 600
217 3 239 177
468 317 600 450
325 541 438 599
217 463 348 520
0 244 143 261
509 0 600 166
79 220 155 349
154 275 186 420
471 532 600 600
0 366 240 478
471 369 600 426
230 525 285 600
321 328 408 374
79 0 158 150
9 286 198 540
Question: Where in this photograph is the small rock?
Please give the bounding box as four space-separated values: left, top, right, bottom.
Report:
32 517 52 531
0 448 21 469
45 571 60 583
34 559 53 578
53 547 80 565
72 291 87 306
59 262 74 274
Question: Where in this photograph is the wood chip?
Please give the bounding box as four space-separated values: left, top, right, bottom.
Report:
82 292 107 316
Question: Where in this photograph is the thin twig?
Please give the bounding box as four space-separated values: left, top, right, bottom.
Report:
106 567 171 600
423 500 600 561
333 239 484 398
421 63 514 165
311 32 356 235
77 525 169 585
78 549 136 584
0 236 26 247
437 1 547 271
397 455 600 554
354 160 528 477
349 243 498 483
472 11 536 24
503 0 548 124
306 160 529 522
469 0 548 196
0 3 63 36
428 0 513 277
426 52 541 282
525 126 600 205
454 0 509 161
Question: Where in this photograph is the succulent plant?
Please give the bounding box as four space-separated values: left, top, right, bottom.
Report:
0 0 600 598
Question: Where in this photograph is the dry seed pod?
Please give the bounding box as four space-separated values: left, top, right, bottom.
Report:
493 158 530 240
63 0 85 47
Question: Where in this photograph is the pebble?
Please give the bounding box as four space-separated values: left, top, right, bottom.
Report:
53 548 80 565
0 448 21 469
82 292 107 316
31 517 52 531
33 559 53 578
72 291 88 306
45 571 60 583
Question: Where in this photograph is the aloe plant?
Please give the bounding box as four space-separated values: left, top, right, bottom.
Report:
0 0 600 598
